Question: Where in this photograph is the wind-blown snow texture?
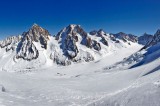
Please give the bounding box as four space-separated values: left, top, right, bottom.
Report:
0 24 160 106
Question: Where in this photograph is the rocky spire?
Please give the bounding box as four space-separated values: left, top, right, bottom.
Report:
141 29 160 50
153 29 160 42
16 24 50 61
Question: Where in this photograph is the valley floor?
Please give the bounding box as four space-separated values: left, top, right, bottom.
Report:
0 44 160 106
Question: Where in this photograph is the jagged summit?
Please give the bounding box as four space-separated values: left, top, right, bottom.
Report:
0 23 140 69
32 23 39 27
112 32 138 43
141 29 160 50
155 29 160 33
67 24 81 28
90 29 107 37
16 24 50 61
0 35 22 51
138 33 153 45
153 29 160 42
22 24 50 47
56 24 87 40
28 24 50 41
98 29 106 34
150 29 160 44
54 24 95 63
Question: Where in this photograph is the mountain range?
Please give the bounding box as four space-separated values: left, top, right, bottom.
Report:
0 24 160 106
0 24 155 68
0 24 145 71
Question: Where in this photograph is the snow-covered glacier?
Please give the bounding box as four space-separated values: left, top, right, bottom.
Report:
0 24 160 106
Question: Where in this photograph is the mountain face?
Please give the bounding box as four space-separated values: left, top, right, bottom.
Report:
90 29 110 46
112 32 138 43
0 24 139 71
16 24 50 61
116 29 160 70
56 24 88 58
151 29 160 45
1 24 160 106
138 33 153 45
141 29 160 50
0 36 22 52
101 29 160 77
53 25 106 65
56 24 102 51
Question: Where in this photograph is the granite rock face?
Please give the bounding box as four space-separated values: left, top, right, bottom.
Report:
16 24 50 61
55 25 95 62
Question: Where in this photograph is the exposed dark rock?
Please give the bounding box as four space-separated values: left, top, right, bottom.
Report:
92 40 101 51
101 37 108 46
141 29 160 50
0 36 22 51
89 30 97 35
113 32 138 43
16 24 50 61
115 40 120 43
54 24 96 65
56 24 88 58
138 33 153 45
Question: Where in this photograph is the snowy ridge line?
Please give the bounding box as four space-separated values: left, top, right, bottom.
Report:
0 24 140 71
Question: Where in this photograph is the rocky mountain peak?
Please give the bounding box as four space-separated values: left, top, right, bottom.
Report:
151 29 160 44
16 24 50 61
155 29 160 34
28 23 50 41
141 29 160 50
154 29 160 39
118 32 126 35
113 32 138 43
55 24 88 59
56 24 87 43
0 35 22 52
138 33 153 45
89 29 107 37
97 29 107 36
65 24 87 37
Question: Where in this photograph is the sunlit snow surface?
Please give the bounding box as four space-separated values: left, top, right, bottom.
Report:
0 43 160 106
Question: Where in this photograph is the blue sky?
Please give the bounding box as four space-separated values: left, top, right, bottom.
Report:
0 0 160 39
